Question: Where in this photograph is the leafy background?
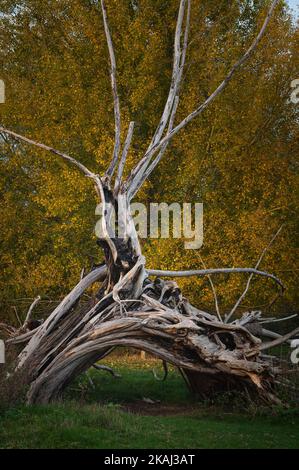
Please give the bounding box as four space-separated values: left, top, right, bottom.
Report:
0 0 298 322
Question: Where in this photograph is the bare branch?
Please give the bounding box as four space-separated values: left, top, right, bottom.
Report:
127 0 191 193
152 360 168 382
114 121 135 193
260 327 297 346
129 96 180 199
0 129 117 259
126 0 279 191
198 254 222 323
147 268 284 291
225 225 283 323
17 265 107 369
100 0 122 178
0 127 96 177
260 314 298 325
0 127 105 202
261 328 284 340
260 327 299 351
179 0 191 86
7 328 37 345
93 363 121 378
148 0 187 150
23 295 41 330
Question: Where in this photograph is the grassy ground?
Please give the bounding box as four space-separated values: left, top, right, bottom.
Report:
0 354 298 449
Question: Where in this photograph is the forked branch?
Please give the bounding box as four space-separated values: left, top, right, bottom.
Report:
23 295 41 330
127 0 191 196
226 225 284 323
147 268 284 292
127 0 279 194
147 0 188 151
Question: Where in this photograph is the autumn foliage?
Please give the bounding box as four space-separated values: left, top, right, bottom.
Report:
0 0 298 320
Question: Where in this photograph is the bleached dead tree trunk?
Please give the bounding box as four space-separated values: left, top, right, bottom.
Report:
1 0 298 404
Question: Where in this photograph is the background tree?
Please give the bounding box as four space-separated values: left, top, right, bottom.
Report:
0 0 298 322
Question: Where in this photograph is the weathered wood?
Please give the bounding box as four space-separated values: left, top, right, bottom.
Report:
17 266 107 369
147 268 284 292
126 0 279 193
23 296 41 331
101 0 122 178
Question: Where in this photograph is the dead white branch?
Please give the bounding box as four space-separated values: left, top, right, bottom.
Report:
127 0 279 193
152 360 168 382
226 225 283 323
260 327 299 351
147 268 284 292
0 127 96 179
23 295 41 330
17 265 107 369
129 95 180 199
101 0 122 178
198 254 222 323
93 364 121 378
147 0 188 150
114 121 135 193
128 0 191 195
260 314 298 325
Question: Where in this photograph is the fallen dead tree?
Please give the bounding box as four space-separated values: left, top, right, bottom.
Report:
1 0 298 405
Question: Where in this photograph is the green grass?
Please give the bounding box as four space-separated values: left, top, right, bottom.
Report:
1 402 298 449
0 356 298 449
67 357 194 405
